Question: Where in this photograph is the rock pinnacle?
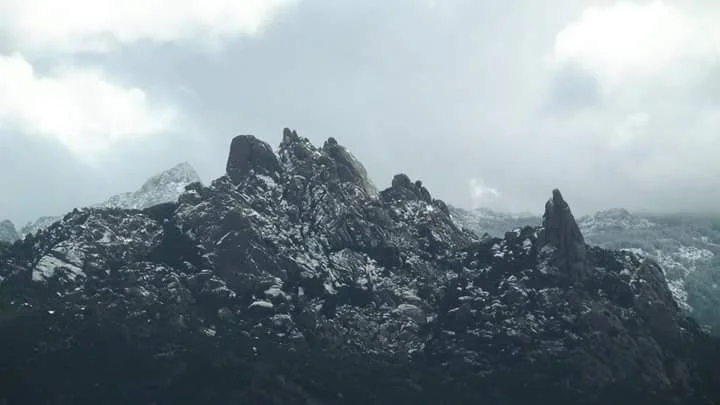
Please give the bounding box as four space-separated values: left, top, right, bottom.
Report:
539 189 587 280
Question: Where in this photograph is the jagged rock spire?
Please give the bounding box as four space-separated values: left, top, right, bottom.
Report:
226 135 281 184
282 127 300 143
539 189 588 281
322 137 377 195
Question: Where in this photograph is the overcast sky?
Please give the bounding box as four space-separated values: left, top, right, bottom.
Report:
1 0 720 225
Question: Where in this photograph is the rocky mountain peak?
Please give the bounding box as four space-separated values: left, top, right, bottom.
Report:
20 163 203 237
281 126 300 143
226 135 281 184
539 189 588 280
579 207 656 233
139 161 201 193
20 215 63 238
98 162 202 211
1 131 719 404
321 137 376 195
274 128 379 200
383 173 433 203
277 128 320 177
0 220 19 243
597 207 632 218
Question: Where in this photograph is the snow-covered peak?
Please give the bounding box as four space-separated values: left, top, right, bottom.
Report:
97 162 200 210
138 162 201 194
578 208 656 234
21 163 202 237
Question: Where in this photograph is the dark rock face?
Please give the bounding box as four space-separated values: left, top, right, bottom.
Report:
1 130 720 405
384 173 433 203
322 137 377 195
539 189 588 281
226 134 281 184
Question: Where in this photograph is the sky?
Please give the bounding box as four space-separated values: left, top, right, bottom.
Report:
1 0 720 225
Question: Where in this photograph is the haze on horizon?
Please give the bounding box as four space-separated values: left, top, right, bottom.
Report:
1 0 720 226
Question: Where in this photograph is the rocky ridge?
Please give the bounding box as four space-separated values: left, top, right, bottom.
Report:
451 206 720 334
19 162 201 237
1 129 719 405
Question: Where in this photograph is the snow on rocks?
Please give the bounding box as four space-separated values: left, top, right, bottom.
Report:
0 129 708 403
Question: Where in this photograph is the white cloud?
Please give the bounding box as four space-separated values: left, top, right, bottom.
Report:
609 112 650 149
0 0 296 53
550 1 720 91
545 1 720 179
0 0 296 161
468 178 501 208
0 53 176 162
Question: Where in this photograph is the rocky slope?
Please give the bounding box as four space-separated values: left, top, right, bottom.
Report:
1 129 719 405
19 162 201 237
0 220 19 243
452 207 720 334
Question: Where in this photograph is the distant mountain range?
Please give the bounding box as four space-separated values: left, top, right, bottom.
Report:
450 206 720 334
0 162 201 241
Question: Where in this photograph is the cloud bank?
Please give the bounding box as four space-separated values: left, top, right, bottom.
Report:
0 0 296 163
0 54 176 162
0 0 296 53
541 1 720 213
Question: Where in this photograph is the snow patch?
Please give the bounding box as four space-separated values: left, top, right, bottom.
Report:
32 254 85 282
249 300 274 309
202 327 217 337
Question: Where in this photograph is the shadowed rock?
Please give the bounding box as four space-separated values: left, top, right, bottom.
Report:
539 189 588 280
322 137 377 195
282 127 300 144
382 173 433 203
226 135 281 184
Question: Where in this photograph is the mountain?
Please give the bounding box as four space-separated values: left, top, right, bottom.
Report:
451 206 720 334
450 207 540 238
0 220 19 243
577 210 720 334
20 162 201 237
1 129 719 405
20 215 63 238
96 162 201 210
